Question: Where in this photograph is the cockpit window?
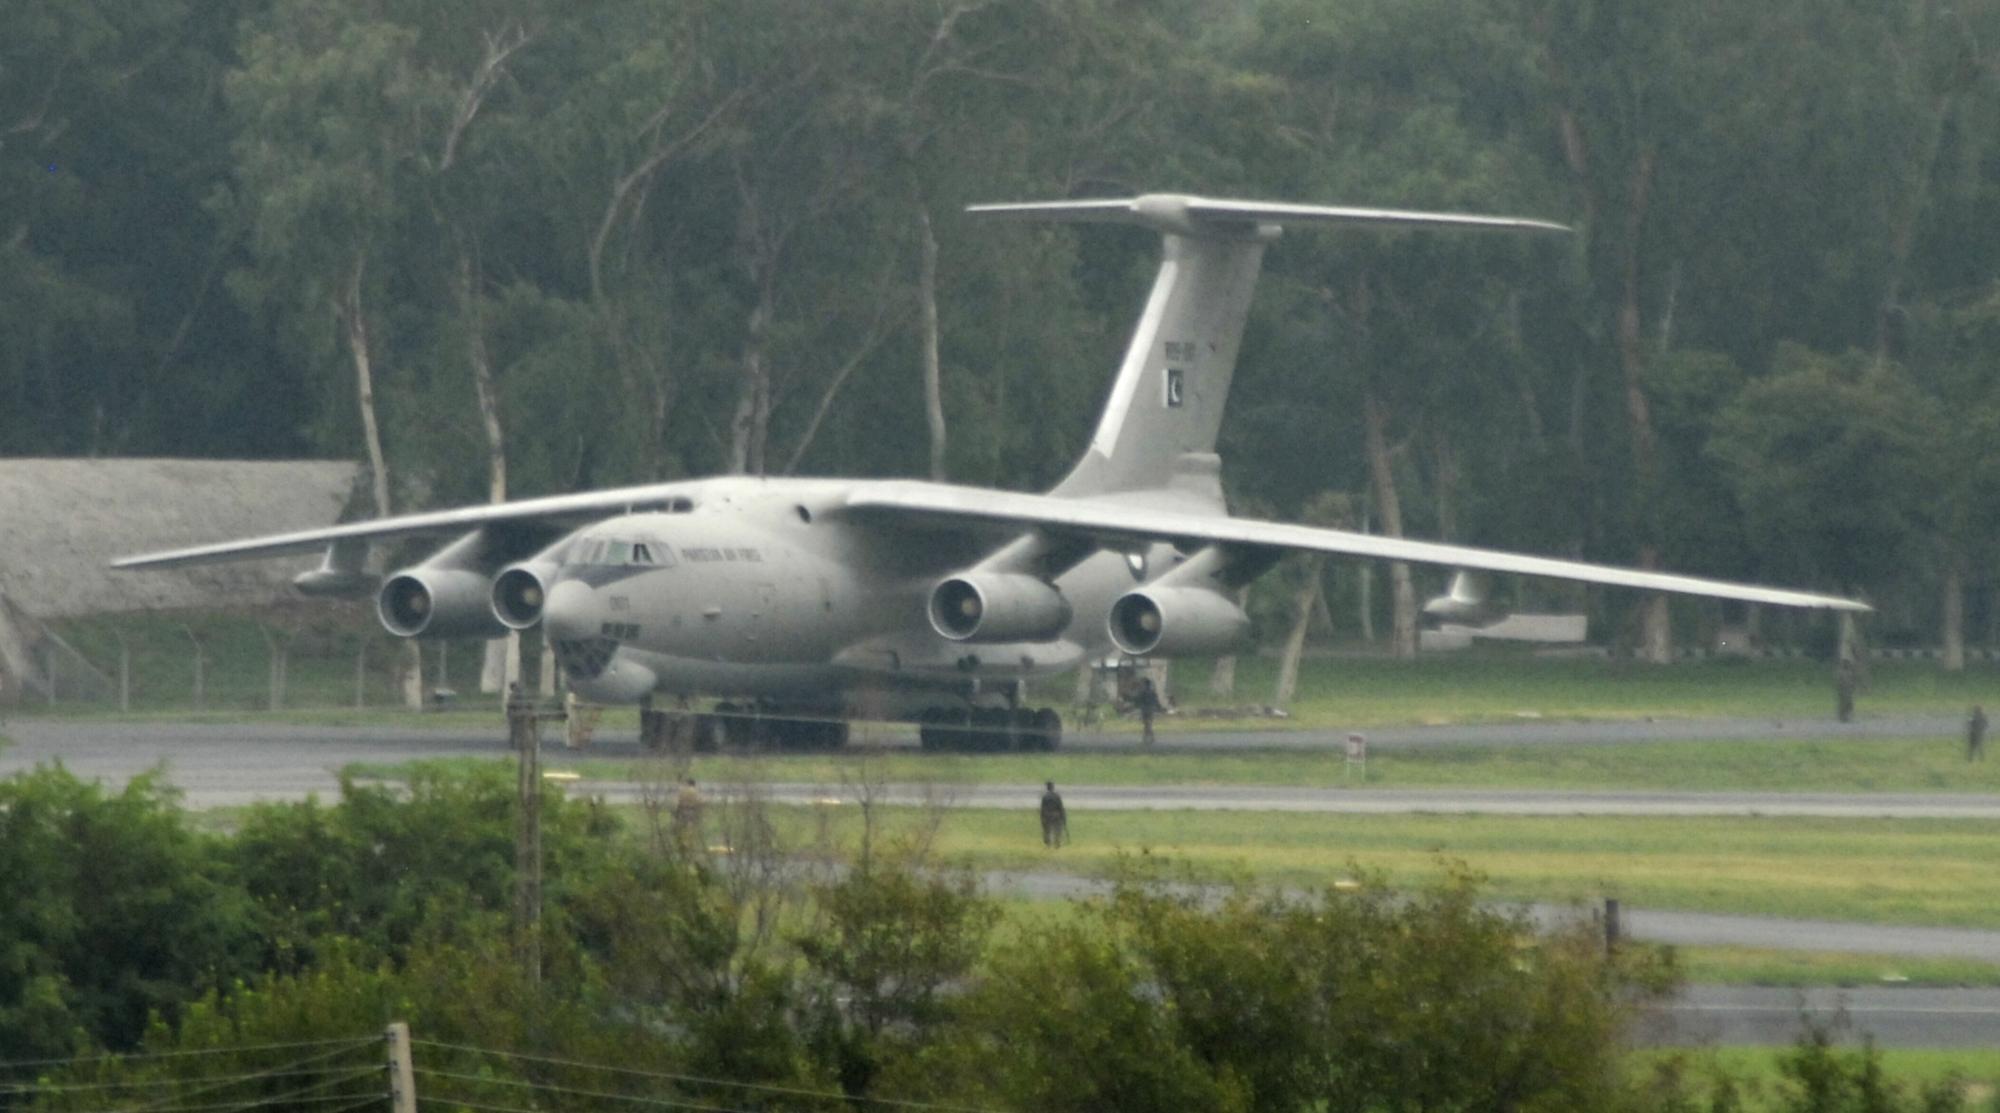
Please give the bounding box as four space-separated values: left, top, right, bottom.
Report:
571 538 670 567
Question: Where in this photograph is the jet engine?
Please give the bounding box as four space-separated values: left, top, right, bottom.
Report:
1108 586 1250 657
491 562 557 630
1421 570 1509 628
928 573 1073 642
378 568 507 639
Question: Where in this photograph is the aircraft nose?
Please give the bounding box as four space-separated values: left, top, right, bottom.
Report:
542 578 599 641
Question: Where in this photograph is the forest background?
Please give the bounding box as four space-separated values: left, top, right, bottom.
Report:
9 0 2000 663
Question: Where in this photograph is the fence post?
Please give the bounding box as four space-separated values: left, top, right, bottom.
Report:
385 1021 417 1113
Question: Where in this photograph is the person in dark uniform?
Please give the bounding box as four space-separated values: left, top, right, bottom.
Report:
1039 781 1067 847
1135 677 1162 746
1834 658 1857 723
1969 705 1988 762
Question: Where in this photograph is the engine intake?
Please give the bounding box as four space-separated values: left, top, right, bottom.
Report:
928 573 1073 642
378 568 507 639
491 563 556 630
1108 586 1250 657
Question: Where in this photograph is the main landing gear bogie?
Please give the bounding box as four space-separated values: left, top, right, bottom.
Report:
917 705 1062 752
640 704 849 752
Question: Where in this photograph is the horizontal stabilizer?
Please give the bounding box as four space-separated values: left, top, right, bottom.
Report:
966 193 1568 239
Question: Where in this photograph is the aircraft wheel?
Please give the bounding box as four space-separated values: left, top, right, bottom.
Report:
1006 707 1035 752
692 713 725 753
716 703 756 748
1032 707 1062 751
639 709 669 752
971 708 1008 752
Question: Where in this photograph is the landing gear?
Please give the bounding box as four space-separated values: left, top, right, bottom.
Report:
687 702 849 751
918 706 1061 751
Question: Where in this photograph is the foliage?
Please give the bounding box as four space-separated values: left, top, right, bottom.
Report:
936 861 1671 1113
0 767 257 1057
9 757 2000 1108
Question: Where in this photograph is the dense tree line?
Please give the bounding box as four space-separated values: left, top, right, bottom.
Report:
0 762 1972 1112
10 0 2000 657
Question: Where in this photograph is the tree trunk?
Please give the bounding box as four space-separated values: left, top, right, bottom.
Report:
460 251 520 697
1208 655 1237 698
1431 428 1460 541
1616 149 1671 664
919 206 948 481
339 255 392 518
1209 588 1252 697
1273 560 1324 707
1363 390 1417 659
402 643 425 712
730 274 775 475
1943 557 1966 672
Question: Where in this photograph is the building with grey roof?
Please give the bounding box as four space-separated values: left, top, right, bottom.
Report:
0 458 360 701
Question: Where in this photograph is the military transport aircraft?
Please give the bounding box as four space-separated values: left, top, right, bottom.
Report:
116 194 1867 751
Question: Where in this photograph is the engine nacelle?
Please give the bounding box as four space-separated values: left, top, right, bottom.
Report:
1421 570 1510 629
378 568 507 639
491 562 557 630
928 573 1073 642
1108 586 1250 657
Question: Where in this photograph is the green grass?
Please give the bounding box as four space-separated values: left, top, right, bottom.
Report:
1632 1048 2000 1110
499 734 2000 794
1675 946 2000 988
763 803 2000 930
1119 651 2000 730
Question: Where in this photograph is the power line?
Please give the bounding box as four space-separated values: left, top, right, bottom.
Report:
413 1098 545 1113
95 1074 385 1113
0 1039 376 1077
412 1040 1003 1113
413 1068 759 1113
97 1041 381 1113
3 1066 372 1097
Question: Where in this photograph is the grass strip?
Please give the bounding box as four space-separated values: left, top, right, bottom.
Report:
510 735 2000 794
764 803 2000 930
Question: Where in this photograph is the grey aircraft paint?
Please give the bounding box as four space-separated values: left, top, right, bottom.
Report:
116 194 1867 748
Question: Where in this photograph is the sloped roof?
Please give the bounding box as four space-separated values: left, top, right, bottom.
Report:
0 458 361 617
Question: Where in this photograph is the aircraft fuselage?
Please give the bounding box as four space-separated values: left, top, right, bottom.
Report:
538 478 1149 714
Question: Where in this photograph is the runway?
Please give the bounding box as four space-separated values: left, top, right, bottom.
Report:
6 715 2000 1047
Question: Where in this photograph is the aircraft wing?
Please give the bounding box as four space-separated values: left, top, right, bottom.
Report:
843 483 1870 613
112 482 692 569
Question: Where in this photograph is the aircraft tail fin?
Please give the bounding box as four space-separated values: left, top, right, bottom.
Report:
968 194 1565 502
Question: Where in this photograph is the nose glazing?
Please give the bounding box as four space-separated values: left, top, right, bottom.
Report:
542 578 599 641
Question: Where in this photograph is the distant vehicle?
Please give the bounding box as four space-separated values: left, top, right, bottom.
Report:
117 194 1867 750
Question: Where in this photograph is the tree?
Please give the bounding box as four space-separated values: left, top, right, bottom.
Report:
0 767 257 1056
941 863 1673 1113
1710 346 1942 607
796 859 996 1099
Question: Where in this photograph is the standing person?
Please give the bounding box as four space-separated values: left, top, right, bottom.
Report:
1135 677 1162 746
1834 657 1857 723
673 777 704 841
1039 781 1067 847
1970 706 1988 762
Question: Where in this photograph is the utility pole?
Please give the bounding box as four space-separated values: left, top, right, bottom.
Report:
508 683 542 987
385 1022 417 1113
